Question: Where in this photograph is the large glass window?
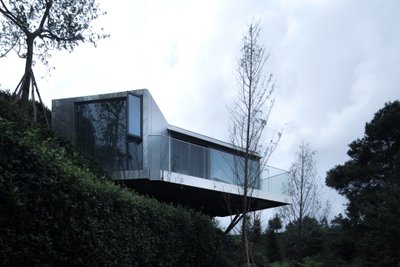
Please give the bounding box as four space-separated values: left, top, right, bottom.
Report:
128 94 141 137
76 97 142 171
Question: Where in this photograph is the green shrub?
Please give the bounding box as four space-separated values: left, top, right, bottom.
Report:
0 96 228 266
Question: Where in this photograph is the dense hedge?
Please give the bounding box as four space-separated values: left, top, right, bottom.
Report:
0 93 228 266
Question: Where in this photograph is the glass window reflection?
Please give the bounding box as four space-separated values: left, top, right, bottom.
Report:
76 98 142 171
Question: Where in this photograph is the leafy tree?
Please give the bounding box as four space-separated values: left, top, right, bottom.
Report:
268 214 282 233
247 214 270 266
326 101 400 265
282 216 325 264
228 21 279 266
265 214 283 263
327 214 358 263
248 214 262 244
0 0 108 113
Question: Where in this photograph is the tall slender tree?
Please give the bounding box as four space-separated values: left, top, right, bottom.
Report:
280 141 327 265
281 141 322 225
229 21 279 266
0 0 108 115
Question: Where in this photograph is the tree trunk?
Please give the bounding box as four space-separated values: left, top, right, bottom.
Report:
232 21 276 266
241 27 254 266
20 35 34 115
296 143 305 266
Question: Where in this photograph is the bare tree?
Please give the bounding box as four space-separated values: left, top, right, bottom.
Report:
0 0 108 116
228 21 279 266
280 141 329 264
281 141 321 224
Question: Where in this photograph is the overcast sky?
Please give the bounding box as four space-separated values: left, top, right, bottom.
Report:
1 0 400 219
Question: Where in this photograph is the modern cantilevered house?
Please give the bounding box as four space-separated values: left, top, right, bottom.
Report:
52 89 289 217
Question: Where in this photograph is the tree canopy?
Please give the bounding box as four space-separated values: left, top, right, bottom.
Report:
282 216 325 261
0 0 108 112
326 100 400 265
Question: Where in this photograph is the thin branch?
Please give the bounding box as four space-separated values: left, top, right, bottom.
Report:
0 1 29 33
32 0 53 37
0 37 18 57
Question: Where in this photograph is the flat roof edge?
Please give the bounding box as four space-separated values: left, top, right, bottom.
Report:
52 89 149 102
167 125 260 156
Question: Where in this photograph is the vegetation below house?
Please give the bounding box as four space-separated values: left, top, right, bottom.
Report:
0 91 228 266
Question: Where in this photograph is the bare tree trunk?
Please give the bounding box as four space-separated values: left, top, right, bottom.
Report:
298 144 304 236
230 21 278 266
241 29 254 266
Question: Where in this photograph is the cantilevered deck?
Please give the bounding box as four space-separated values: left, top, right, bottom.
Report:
52 89 290 217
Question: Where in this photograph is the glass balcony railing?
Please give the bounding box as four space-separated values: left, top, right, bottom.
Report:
260 166 289 195
148 135 288 195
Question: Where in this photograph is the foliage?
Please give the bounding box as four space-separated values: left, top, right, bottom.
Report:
0 0 107 59
222 215 349 266
0 90 108 179
247 215 269 266
249 215 262 243
265 214 283 263
220 235 242 267
282 216 325 263
326 214 357 264
0 0 108 111
0 93 228 266
270 263 289 267
0 90 30 127
268 214 283 233
265 229 282 264
326 101 400 265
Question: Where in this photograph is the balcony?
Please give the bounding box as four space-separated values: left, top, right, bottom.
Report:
148 135 288 196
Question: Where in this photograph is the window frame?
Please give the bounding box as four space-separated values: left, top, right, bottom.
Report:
127 93 143 140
